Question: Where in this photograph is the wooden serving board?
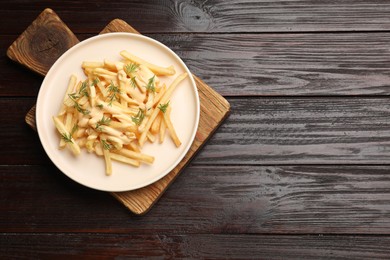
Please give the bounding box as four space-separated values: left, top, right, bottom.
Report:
7 8 230 215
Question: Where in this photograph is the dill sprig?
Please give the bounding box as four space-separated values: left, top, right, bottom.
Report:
68 94 90 115
101 139 112 150
107 80 121 105
130 76 137 89
74 102 90 115
68 80 89 100
91 78 100 87
145 75 156 93
61 132 73 143
79 80 89 97
158 101 170 113
95 115 111 131
68 92 80 100
96 104 104 109
124 63 139 76
131 108 145 126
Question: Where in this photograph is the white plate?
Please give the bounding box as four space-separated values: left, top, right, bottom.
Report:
36 33 199 192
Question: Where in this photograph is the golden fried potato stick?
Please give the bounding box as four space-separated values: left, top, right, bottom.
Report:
103 148 112 176
163 106 181 147
117 148 154 164
151 114 162 134
159 117 166 144
138 72 187 146
58 74 77 116
110 153 140 167
53 116 81 156
120 50 176 76
82 61 104 69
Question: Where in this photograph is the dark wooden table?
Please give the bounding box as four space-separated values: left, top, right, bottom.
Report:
2 1 390 259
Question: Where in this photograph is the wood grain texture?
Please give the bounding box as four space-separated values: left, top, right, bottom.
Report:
0 98 49 165
156 33 390 96
1 1 390 33
6 8 78 76
4 32 390 97
99 18 139 34
1 165 389 234
13 17 230 214
196 97 390 165
2 233 390 259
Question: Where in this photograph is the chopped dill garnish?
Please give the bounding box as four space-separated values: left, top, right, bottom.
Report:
68 92 80 100
61 132 73 143
101 139 112 150
124 63 139 75
96 104 104 109
79 80 89 97
107 80 121 105
145 75 156 93
69 80 91 100
68 94 90 115
91 78 100 87
131 108 145 126
130 76 137 89
158 101 170 113
95 115 111 131
74 102 90 115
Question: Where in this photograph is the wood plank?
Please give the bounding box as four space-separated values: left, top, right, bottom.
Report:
5 97 390 165
1 233 390 259
1 1 390 33
196 97 390 165
0 98 50 165
156 33 390 96
1 165 389 234
4 32 390 97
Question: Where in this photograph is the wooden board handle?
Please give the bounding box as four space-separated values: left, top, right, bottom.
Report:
7 8 79 76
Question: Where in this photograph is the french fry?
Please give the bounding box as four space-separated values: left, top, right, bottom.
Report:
102 146 112 176
94 142 103 156
138 72 187 146
94 68 117 77
147 131 156 143
117 148 154 164
103 59 118 72
58 74 77 116
120 50 176 76
96 81 108 97
151 113 162 134
110 153 140 167
159 117 166 144
163 106 181 147
89 84 96 107
127 141 141 153
82 61 104 69
152 84 166 107
59 111 75 148
53 116 81 156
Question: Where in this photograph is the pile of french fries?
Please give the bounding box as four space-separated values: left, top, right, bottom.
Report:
53 50 187 176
